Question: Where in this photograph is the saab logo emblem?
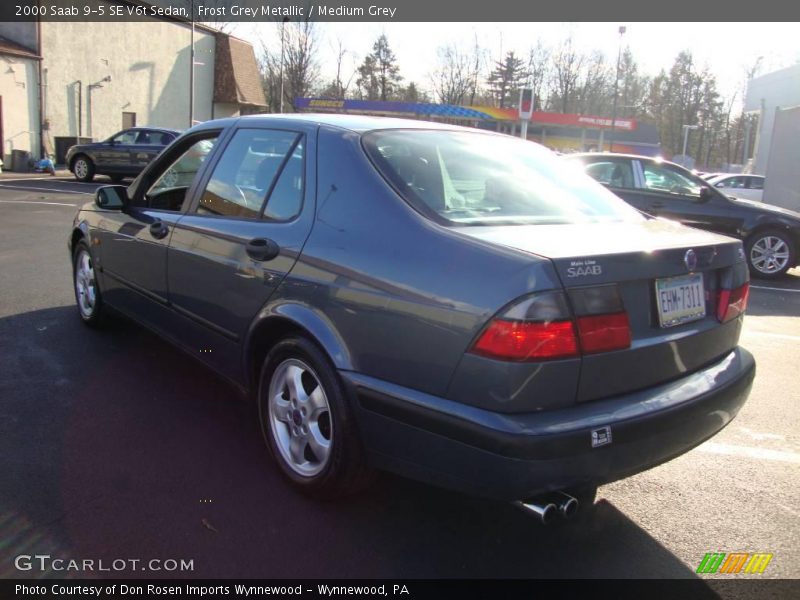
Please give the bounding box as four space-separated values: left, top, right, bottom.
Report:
591 426 612 448
696 552 773 574
567 259 602 278
684 249 698 272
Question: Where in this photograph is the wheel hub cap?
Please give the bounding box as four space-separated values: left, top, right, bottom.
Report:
267 359 332 477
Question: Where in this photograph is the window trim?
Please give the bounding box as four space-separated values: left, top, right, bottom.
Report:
186 127 307 224
132 129 226 214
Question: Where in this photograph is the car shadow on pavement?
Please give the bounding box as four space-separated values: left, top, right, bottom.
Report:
1 306 713 582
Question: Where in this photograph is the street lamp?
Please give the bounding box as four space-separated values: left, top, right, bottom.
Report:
608 25 626 152
682 124 699 164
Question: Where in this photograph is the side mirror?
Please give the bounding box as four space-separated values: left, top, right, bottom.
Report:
95 185 128 210
715 182 725 188
699 186 712 202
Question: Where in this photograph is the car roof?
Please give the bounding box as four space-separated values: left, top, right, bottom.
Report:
188 113 494 136
567 152 693 171
121 126 181 134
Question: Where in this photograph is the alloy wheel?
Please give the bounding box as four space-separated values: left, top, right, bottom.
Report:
74 249 97 318
268 358 333 477
750 235 790 275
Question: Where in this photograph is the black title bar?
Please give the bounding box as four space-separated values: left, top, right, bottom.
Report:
3 0 800 22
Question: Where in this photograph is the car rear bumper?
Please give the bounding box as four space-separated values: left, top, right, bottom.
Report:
341 347 755 501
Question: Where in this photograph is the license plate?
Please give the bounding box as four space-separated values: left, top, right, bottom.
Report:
655 273 706 328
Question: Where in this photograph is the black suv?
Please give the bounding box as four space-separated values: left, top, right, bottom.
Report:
567 153 800 278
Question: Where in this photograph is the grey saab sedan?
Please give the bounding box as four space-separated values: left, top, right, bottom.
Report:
68 115 755 523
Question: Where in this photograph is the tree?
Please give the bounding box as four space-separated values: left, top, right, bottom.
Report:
486 51 528 108
356 34 403 101
258 20 321 112
397 82 430 103
549 36 584 113
318 38 356 99
576 50 612 115
526 41 551 112
617 48 650 119
430 43 476 105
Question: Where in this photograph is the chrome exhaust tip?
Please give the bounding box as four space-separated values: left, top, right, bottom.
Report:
553 492 579 518
515 500 558 525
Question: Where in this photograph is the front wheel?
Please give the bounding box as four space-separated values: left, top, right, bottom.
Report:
257 336 373 499
746 230 795 279
72 240 105 326
72 156 95 182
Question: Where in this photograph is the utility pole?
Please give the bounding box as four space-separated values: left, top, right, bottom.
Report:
608 25 626 152
189 0 195 127
682 124 699 163
279 17 289 113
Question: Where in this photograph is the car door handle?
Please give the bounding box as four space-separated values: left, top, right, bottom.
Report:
246 238 280 262
149 221 169 240
649 202 664 209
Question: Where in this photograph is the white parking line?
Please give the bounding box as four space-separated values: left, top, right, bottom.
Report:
750 285 800 293
698 441 800 464
0 200 78 207
0 184 92 195
742 331 800 342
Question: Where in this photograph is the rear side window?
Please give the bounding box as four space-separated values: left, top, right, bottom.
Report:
197 129 302 220
749 176 764 190
363 130 641 226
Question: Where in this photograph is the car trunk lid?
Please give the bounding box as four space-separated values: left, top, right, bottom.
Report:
455 218 749 404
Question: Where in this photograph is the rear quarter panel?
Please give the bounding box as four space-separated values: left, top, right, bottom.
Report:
279 126 563 398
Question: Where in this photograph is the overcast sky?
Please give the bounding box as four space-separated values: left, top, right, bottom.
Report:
232 22 800 108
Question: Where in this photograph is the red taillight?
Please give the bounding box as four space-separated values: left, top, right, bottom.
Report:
576 312 631 354
717 282 749 323
472 319 579 361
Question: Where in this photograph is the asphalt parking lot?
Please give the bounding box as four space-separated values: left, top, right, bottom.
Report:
1 177 798 582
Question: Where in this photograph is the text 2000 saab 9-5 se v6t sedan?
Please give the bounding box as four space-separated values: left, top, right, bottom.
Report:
68 115 755 523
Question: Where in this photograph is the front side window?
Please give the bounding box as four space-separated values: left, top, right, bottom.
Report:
145 136 218 211
583 160 635 189
716 176 746 189
363 130 642 226
197 129 302 220
641 162 703 198
110 130 138 145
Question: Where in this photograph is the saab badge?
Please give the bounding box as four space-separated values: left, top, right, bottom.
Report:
591 426 612 448
684 248 698 272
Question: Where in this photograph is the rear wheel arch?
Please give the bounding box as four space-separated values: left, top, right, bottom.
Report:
244 309 353 396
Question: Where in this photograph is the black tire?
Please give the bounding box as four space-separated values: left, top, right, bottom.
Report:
72 155 95 182
72 239 105 327
745 229 795 279
257 336 374 499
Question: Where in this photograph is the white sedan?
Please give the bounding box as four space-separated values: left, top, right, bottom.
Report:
707 173 765 202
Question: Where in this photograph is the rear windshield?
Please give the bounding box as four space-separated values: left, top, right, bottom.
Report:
363 130 643 226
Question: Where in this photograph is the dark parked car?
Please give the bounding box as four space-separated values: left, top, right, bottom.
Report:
68 115 755 522
567 153 800 278
66 127 180 183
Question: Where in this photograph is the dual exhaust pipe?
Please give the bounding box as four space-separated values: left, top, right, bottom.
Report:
515 492 579 525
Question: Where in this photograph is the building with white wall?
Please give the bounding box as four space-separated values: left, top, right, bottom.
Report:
744 63 800 176
0 4 265 168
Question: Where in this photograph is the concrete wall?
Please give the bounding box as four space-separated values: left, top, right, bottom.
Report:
744 64 800 175
0 55 40 167
763 105 800 212
40 20 216 149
